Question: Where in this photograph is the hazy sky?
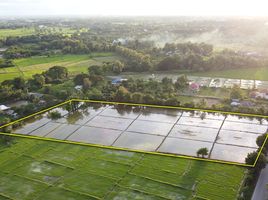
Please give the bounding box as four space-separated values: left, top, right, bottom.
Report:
0 0 268 16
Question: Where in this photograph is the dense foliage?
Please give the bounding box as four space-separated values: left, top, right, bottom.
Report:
156 43 260 72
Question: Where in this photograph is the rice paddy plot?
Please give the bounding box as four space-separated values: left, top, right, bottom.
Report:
45 124 80 140
181 111 225 120
30 122 62 137
177 117 223 129
113 131 165 151
221 121 267 133
0 137 245 200
137 111 181 123
126 120 174 136
4 101 268 164
14 117 51 135
169 125 218 142
99 107 140 119
68 126 122 146
210 143 256 163
217 129 259 148
86 115 134 131
225 115 268 125
158 137 213 156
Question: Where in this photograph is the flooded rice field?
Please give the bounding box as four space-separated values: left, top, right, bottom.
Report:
9 102 268 164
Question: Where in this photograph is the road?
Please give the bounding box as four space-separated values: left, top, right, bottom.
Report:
252 163 268 200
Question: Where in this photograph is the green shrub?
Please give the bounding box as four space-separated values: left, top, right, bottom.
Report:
48 111 62 120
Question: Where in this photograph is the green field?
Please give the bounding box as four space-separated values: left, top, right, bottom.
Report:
0 27 81 39
0 137 245 200
0 28 36 38
0 53 118 82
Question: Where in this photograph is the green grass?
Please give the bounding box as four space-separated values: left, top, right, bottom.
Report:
0 27 81 39
0 137 245 200
0 28 36 38
0 53 118 82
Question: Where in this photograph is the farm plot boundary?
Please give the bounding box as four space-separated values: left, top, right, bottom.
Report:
0 99 267 168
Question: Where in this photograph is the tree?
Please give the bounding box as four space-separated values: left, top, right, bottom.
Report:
161 77 173 85
13 77 26 90
157 56 179 70
74 73 90 85
175 75 188 90
256 133 268 154
112 60 124 74
161 77 174 94
141 57 153 72
0 59 14 68
115 46 153 72
88 75 105 86
85 88 103 100
230 85 243 99
48 111 62 120
197 99 207 108
14 103 36 116
113 86 129 102
88 65 103 75
197 148 209 158
143 94 155 104
43 66 68 82
131 92 143 104
245 151 266 171
32 74 45 88
82 78 92 90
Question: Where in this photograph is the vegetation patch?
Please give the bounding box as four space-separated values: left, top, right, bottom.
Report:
0 138 245 200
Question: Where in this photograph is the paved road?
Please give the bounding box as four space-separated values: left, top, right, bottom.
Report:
252 163 268 200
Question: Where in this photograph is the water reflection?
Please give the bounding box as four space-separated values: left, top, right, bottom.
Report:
10 101 268 164
66 111 84 124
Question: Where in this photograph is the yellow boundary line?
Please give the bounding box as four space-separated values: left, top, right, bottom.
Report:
0 100 72 129
0 98 267 168
0 132 252 167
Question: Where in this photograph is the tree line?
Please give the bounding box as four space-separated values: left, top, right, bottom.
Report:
2 33 113 59
239 133 268 200
157 43 261 72
115 46 153 72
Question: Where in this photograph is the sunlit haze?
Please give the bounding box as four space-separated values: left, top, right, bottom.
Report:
0 0 268 17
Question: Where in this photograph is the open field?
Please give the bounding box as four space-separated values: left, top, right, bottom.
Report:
0 53 118 82
0 27 81 38
0 136 245 200
0 28 36 38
